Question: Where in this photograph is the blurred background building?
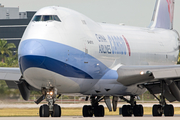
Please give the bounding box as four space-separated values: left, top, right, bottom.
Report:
0 4 36 48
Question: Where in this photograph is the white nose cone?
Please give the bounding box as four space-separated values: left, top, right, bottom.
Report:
18 39 46 57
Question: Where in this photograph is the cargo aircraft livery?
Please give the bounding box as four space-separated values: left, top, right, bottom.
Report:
1 0 180 117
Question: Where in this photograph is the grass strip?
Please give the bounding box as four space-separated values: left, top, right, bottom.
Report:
0 107 179 117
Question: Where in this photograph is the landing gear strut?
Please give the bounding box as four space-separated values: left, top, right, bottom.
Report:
35 87 61 117
120 96 143 117
83 96 104 117
149 81 174 117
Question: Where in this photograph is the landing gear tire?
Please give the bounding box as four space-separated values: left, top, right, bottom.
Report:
133 105 143 117
94 105 104 117
87 106 93 117
122 105 132 117
39 104 49 117
83 105 93 117
51 104 61 117
164 104 174 116
83 105 104 117
152 105 162 117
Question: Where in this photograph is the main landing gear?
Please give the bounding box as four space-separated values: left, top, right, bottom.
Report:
120 96 143 117
82 95 144 117
35 87 61 117
148 81 174 117
152 104 174 116
83 96 105 117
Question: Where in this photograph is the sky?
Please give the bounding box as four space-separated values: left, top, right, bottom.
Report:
0 0 180 33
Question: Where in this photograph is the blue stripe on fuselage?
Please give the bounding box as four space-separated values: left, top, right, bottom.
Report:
18 39 110 79
19 55 93 79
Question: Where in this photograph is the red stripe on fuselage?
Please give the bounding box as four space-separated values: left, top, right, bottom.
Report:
122 35 131 56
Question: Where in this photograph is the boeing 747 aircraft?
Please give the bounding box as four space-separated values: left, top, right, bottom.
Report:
1 0 180 117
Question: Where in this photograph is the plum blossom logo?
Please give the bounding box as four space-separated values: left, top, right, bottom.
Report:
166 0 174 22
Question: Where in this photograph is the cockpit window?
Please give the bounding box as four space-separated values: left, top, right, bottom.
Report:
42 15 53 21
32 15 61 22
53 15 61 22
33 15 41 21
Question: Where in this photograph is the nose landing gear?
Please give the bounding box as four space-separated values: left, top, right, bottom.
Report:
35 87 61 117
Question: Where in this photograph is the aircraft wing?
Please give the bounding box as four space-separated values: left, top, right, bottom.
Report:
117 65 180 86
0 67 21 89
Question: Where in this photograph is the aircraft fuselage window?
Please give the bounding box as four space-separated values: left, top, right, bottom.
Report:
33 15 61 22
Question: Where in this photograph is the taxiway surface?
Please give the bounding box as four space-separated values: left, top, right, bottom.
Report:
1 116 180 120
1 103 180 108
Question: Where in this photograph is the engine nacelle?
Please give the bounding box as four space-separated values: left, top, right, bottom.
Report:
166 80 180 101
17 81 30 101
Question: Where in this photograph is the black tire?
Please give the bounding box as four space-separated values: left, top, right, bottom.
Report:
164 104 174 116
94 105 104 117
122 105 132 117
51 104 61 117
152 105 162 117
94 106 99 117
133 105 143 117
87 105 93 117
83 105 88 117
39 104 49 117
83 105 93 117
99 105 105 117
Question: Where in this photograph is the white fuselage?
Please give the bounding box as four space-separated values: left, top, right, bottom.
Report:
18 6 179 96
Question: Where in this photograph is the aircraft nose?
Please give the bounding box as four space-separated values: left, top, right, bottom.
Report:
19 39 46 57
18 40 46 72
